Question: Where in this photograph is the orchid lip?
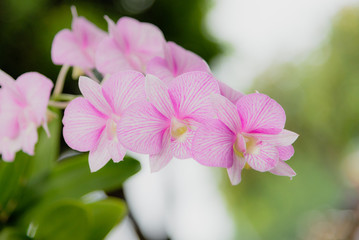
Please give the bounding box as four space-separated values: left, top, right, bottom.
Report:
106 115 120 141
170 118 189 142
233 133 260 157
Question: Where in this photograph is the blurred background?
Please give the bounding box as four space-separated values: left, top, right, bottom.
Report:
1 0 359 239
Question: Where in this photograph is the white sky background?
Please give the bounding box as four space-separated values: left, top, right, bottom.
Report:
209 0 359 92
108 0 359 239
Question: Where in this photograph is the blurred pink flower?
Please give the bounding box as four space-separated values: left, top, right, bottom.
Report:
96 16 166 74
51 7 106 71
118 72 220 172
62 71 145 172
0 70 53 161
146 41 210 83
192 93 298 185
218 81 244 104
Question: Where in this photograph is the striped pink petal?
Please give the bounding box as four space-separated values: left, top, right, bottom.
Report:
101 71 145 115
145 74 174 118
88 131 111 172
277 145 295 161
118 102 169 154
78 76 112 115
63 97 106 152
227 153 246 185
237 93 286 134
250 129 299 146
168 71 220 122
269 160 296 179
108 140 127 163
192 119 235 168
149 129 173 172
170 126 195 159
218 81 243 104
246 143 279 172
210 93 241 133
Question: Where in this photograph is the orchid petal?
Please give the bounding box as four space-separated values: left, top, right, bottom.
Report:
95 37 132 74
237 93 286 134
269 160 296 179
118 102 169 155
166 42 210 75
277 145 295 161
0 69 16 91
246 143 279 172
51 29 94 69
118 17 165 63
145 74 174 118
102 71 145 115
78 76 112 115
218 81 243 104
108 140 126 163
146 57 173 83
71 16 106 62
0 91 21 139
170 126 195 159
150 129 173 172
21 123 38 156
251 129 299 146
0 138 20 162
0 70 24 101
169 71 220 122
16 72 53 125
192 119 234 168
63 97 106 152
88 131 111 172
147 41 211 82
210 93 241 133
227 153 246 185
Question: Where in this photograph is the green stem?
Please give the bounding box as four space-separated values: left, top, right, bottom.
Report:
51 93 79 102
48 100 69 109
52 65 70 97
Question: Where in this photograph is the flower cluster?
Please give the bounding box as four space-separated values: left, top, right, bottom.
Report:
0 7 299 185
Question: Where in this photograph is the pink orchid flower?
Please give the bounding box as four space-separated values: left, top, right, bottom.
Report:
0 70 53 161
62 71 145 172
96 16 166 74
51 7 106 72
118 71 220 172
146 41 210 83
192 93 298 185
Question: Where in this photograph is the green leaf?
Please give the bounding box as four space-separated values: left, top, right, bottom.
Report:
42 154 140 201
0 227 28 240
0 111 61 223
0 153 31 223
33 200 90 240
86 198 127 240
